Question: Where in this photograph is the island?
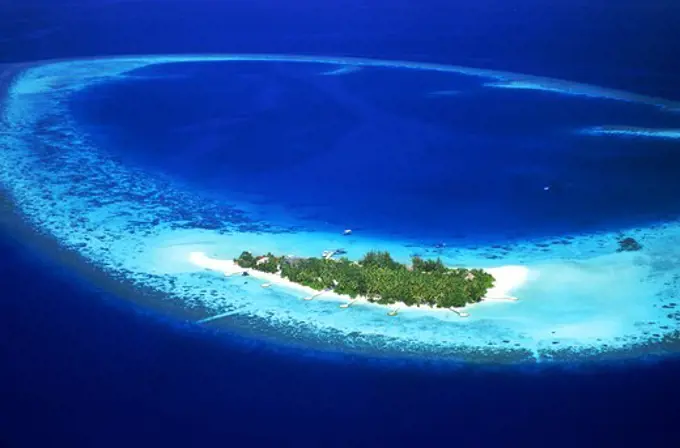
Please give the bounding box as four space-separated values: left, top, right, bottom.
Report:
234 250 495 309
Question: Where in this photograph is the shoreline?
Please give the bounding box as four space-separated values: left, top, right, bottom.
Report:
2 57 680 364
0 188 537 364
2 184 680 365
188 252 527 316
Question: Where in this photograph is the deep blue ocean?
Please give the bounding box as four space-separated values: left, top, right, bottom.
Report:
67 59 680 242
2 0 680 446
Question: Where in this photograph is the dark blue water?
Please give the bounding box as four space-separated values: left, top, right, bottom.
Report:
3 0 680 446
70 60 680 241
2 228 680 447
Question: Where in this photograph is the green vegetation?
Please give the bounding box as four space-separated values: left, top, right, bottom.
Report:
235 250 495 308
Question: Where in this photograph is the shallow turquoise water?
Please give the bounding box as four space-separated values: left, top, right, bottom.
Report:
1 54 679 362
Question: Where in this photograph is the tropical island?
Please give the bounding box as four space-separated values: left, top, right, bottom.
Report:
234 250 495 309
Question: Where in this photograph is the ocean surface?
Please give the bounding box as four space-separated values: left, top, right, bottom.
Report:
2 0 680 446
67 59 680 241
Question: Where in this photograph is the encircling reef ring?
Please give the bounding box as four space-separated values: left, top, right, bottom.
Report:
0 53 679 364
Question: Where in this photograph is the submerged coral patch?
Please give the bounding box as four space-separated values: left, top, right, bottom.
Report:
0 54 679 363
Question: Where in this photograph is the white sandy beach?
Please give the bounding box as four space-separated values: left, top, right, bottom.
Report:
3 53 679 359
188 252 530 315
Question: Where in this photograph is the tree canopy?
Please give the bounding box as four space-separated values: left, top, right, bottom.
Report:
235 250 495 308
